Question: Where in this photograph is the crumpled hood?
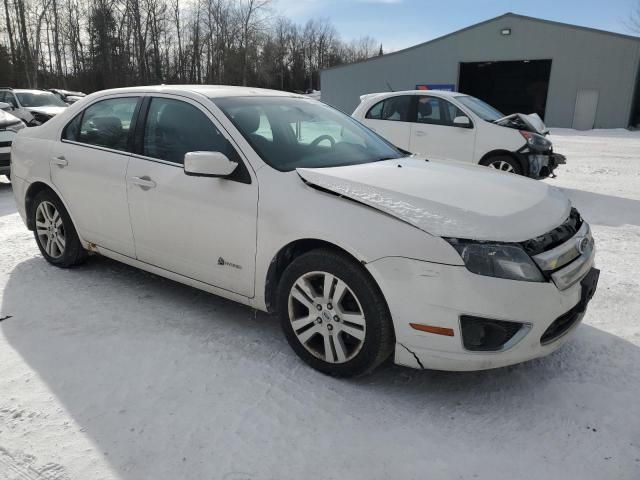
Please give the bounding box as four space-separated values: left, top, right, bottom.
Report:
27 106 67 117
496 112 548 135
297 158 571 242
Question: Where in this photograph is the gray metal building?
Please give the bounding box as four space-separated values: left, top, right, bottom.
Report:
320 13 640 129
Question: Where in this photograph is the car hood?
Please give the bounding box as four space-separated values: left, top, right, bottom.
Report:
495 112 549 135
0 109 22 128
65 96 83 104
26 106 67 116
297 158 571 242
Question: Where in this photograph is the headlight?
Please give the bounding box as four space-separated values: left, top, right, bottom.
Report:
6 121 25 133
445 239 545 282
520 130 551 150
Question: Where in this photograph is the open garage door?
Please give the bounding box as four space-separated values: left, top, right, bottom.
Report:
458 60 552 120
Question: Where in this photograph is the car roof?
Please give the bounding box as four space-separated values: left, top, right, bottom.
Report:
11 89 56 94
92 85 306 99
362 90 468 102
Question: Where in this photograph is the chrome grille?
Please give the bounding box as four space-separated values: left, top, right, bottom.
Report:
520 208 583 256
532 221 595 290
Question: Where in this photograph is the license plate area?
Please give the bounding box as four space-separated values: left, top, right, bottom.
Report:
578 267 600 313
540 267 599 345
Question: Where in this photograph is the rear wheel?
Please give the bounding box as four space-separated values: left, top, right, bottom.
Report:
32 190 87 267
278 249 394 377
481 155 523 175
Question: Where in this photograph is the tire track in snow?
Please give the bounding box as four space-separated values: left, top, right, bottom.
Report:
0 448 68 480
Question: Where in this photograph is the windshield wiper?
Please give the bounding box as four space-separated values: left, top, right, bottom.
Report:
377 153 412 162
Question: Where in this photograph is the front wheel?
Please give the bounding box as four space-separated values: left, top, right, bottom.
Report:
32 190 87 267
277 249 394 377
481 155 523 175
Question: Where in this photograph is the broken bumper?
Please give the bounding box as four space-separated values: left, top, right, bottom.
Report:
518 151 565 178
366 256 597 371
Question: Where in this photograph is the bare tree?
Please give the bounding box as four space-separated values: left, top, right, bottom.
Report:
0 0 378 93
237 0 270 85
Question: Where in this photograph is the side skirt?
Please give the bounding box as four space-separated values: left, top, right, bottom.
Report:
91 245 263 311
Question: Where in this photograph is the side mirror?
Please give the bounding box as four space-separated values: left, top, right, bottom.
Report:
184 151 238 178
0 102 12 111
453 116 472 128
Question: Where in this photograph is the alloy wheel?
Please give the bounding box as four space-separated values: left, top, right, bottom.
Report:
287 271 366 364
488 160 515 173
35 201 66 259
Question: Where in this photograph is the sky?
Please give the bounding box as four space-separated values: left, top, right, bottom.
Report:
273 0 639 51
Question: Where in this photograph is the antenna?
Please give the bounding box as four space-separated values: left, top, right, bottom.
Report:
386 82 394 92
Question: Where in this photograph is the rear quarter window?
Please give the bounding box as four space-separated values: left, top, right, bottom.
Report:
62 113 82 142
366 100 384 120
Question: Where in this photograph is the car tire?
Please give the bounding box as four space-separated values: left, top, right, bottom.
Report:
481 155 523 175
277 248 394 377
32 189 87 268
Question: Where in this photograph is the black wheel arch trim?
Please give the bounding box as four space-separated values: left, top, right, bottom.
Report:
264 238 372 314
24 182 80 234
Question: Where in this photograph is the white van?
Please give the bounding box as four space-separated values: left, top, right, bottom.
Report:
352 90 565 178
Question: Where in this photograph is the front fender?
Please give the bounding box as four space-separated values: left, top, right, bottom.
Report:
252 168 463 310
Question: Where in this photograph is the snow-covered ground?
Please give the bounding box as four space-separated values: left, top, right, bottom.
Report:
1 129 639 480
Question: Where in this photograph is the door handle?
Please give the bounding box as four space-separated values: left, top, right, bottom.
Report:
129 176 157 190
414 131 427 137
51 155 68 167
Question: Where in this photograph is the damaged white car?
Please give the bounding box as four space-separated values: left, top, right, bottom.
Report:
352 90 565 179
11 86 597 376
0 106 25 180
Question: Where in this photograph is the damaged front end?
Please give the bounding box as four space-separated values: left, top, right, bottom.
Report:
517 130 566 179
496 113 566 179
495 112 549 135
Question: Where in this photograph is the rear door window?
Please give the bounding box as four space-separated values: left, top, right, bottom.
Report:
366 95 414 122
75 97 139 151
416 96 447 125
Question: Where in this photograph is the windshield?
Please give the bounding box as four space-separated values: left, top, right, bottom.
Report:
455 95 504 122
16 91 68 108
214 96 404 171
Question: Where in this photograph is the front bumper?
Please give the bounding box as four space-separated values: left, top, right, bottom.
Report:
516 147 566 179
367 256 598 372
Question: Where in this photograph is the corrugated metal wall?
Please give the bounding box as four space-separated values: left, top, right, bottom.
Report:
320 14 640 129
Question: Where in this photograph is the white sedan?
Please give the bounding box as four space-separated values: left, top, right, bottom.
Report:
10 85 598 376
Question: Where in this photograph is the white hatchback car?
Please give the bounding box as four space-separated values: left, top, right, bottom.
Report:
352 90 565 179
11 85 598 376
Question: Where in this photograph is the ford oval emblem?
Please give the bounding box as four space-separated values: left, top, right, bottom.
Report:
577 237 592 255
